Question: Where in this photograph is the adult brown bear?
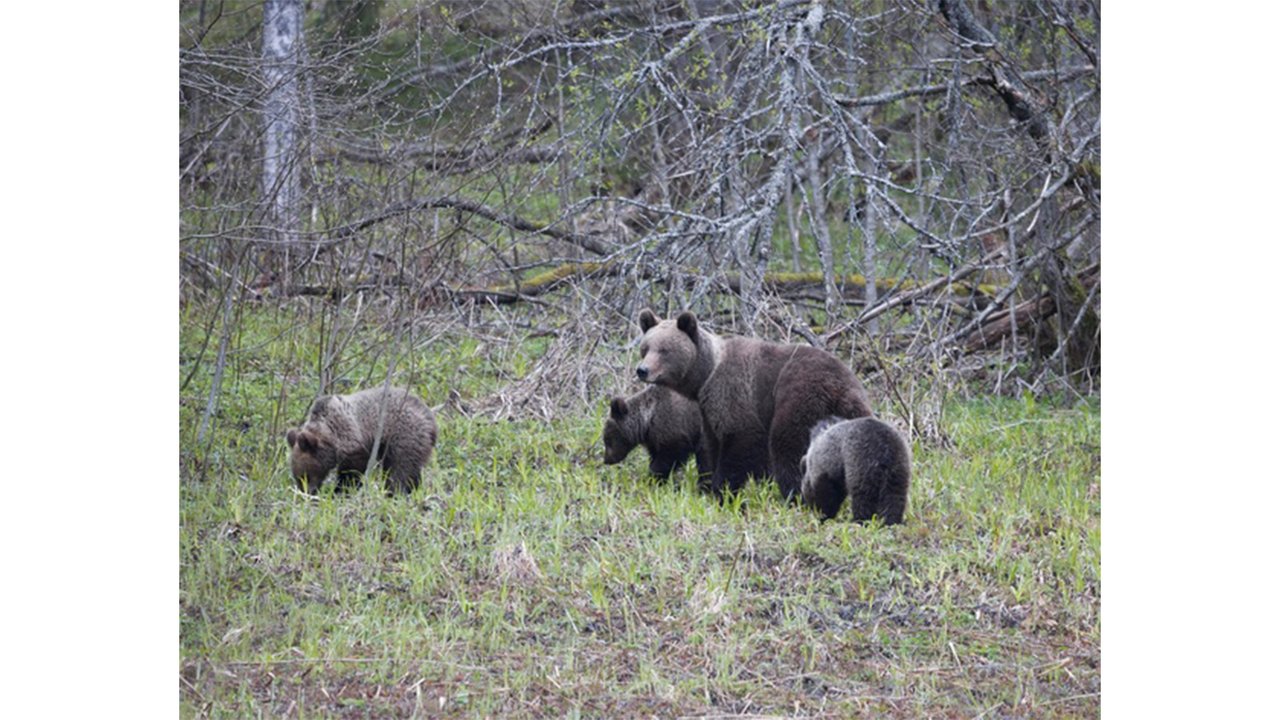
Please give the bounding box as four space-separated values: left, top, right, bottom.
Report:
285 386 437 495
601 385 704 479
801 416 911 524
634 309 872 499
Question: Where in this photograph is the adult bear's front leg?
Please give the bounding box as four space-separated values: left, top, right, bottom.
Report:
693 439 714 481
696 418 722 494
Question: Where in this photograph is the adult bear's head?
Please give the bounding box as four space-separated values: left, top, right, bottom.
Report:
636 309 699 388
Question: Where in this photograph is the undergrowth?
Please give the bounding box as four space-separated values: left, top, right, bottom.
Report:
179 304 1099 718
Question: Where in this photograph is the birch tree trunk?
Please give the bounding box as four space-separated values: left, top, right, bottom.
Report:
262 0 304 268
859 140 883 337
847 24 879 337
807 146 838 323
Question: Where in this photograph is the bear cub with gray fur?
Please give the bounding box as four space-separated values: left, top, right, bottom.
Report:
635 309 872 499
286 386 437 495
602 385 703 479
800 416 910 524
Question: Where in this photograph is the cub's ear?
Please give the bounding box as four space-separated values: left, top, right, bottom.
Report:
610 396 629 420
676 311 699 342
639 308 659 332
286 429 299 447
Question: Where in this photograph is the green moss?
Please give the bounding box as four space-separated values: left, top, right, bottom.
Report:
481 264 999 300
491 262 608 293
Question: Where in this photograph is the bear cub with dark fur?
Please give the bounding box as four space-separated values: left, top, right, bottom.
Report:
800 416 910 524
635 308 872 499
602 385 703 479
285 385 437 495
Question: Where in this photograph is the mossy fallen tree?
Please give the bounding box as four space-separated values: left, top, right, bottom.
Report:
451 262 997 305
270 263 1004 335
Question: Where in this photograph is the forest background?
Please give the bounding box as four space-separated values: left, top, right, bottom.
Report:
2 2 1278 717
177 2 1103 712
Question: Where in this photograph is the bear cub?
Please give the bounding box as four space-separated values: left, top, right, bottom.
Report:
800 416 910 524
602 385 703 479
285 385 437 495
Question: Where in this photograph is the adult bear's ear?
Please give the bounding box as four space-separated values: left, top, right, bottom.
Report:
610 396 628 419
676 311 698 342
286 429 299 447
639 308 659 332
294 430 318 453
309 396 332 418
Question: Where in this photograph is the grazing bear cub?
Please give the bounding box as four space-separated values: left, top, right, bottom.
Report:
635 309 872 499
602 385 704 479
801 417 911 524
285 386 437 495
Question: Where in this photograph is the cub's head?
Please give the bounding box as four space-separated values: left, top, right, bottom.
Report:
798 443 824 507
602 396 640 465
285 426 338 493
800 417 844 494
635 309 699 388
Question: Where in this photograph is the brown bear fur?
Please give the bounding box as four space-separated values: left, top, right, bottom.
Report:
800 416 911 524
285 386 437 495
635 309 872 499
602 385 704 479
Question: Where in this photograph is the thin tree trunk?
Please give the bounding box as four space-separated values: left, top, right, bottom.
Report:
847 22 877 337
262 0 304 269
858 140 883 338
912 97 927 327
785 182 802 273
807 146 837 323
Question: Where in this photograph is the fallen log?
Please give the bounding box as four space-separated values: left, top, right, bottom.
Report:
457 262 998 305
270 261 1002 309
961 263 1098 353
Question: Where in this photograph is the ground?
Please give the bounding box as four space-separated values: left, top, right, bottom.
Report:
179 309 1099 718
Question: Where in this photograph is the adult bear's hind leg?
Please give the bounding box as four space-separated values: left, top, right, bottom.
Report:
768 403 823 501
715 431 768 496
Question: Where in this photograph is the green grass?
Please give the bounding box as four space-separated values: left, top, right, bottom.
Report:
180 306 1099 718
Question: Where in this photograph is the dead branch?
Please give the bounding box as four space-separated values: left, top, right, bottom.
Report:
328 196 613 256
835 65 1093 108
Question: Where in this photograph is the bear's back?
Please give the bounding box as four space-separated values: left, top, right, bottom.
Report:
709 337 860 425
348 387 436 445
832 417 910 478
